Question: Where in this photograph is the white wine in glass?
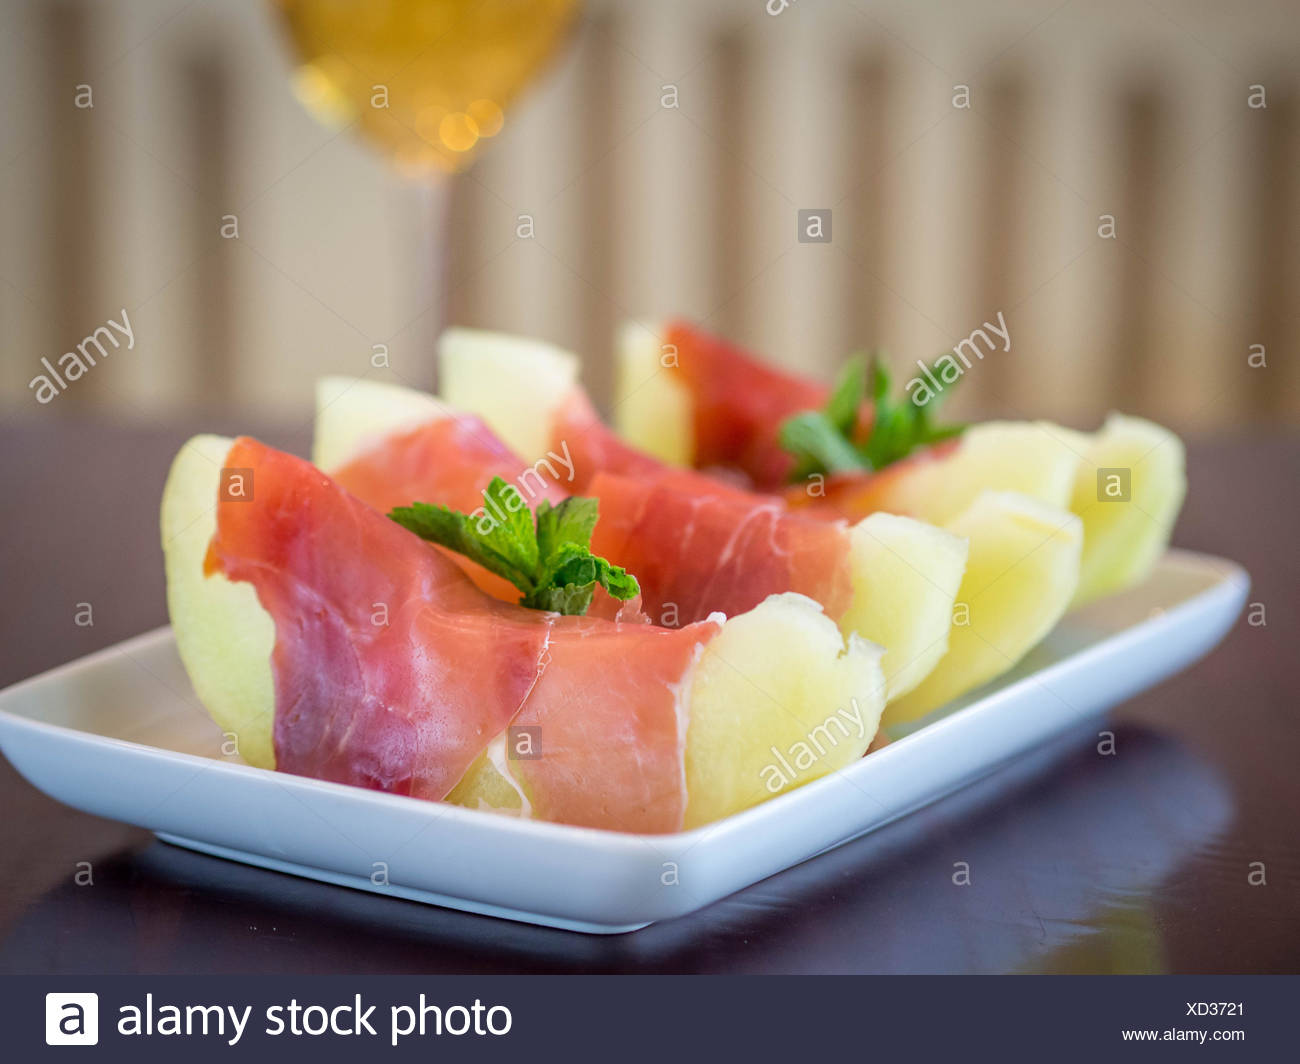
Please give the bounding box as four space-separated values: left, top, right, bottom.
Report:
272 0 582 354
275 0 582 176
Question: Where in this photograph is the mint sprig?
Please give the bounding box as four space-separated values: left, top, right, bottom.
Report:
389 478 638 615
779 355 965 480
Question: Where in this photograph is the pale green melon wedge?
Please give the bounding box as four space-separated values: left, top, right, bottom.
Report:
613 319 694 466
841 513 968 701
161 435 276 768
313 375 450 471
1068 414 1186 606
876 421 1083 526
445 744 527 815
885 491 1082 727
683 593 885 829
438 327 579 461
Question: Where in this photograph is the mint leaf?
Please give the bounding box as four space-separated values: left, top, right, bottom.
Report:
780 411 869 481
780 353 965 479
479 477 539 576
535 496 598 558
388 498 535 593
859 359 965 471
824 357 867 436
527 582 598 616
389 482 638 616
524 537 637 614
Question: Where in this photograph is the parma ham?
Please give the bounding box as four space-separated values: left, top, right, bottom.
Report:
202 436 718 832
616 320 865 490
438 327 759 501
163 433 889 830
310 378 967 702
586 471 853 626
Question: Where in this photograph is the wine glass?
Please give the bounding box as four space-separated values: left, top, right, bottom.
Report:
271 0 582 343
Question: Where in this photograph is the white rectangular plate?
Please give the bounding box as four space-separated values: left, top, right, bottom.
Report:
0 550 1247 934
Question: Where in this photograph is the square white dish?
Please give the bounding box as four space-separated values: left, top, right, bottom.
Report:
0 549 1247 934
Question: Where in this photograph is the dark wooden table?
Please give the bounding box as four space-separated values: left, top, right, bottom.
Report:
0 416 1296 974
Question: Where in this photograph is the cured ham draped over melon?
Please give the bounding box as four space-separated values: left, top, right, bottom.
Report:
438 327 755 499
585 471 852 624
315 377 571 605
162 435 886 832
316 376 568 514
432 327 1103 716
584 471 968 701
616 320 836 489
616 321 1185 604
312 376 968 702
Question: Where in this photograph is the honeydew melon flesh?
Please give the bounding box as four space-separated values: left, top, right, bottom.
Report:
313 373 967 707
161 437 887 828
911 416 1182 605
681 593 884 828
613 320 694 467
438 327 579 464
843 513 968 702
1066 414 1186 606
161 435 277 770
866 421 1084 526
884 491 1083 728
313 375 451 471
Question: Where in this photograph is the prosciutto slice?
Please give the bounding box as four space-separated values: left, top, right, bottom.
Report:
323 396 858 630
554 388 758 501
663 320 841 490
586 472 853 626
331 412 568 516
205 437 718 833
330 414 567 603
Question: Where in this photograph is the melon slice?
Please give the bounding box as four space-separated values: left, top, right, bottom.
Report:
884 491 1083 727
854 421 1084 526
614 319 694 467
1067 414 1186 605
843 513 968 701
161 435 276 769
438 327 578 462
682 593 884 828
162 439 886 829
615 319 832 488
444 743 527 815
313 375 450 471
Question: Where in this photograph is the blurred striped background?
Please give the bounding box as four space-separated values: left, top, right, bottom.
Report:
2 0 1297 430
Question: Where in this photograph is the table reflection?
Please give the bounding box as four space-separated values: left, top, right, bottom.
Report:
1 723 1232 974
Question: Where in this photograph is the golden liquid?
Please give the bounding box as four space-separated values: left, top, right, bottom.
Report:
275 0 581 175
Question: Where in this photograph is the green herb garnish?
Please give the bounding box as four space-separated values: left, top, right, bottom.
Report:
388 478 639 616
779 355 965 480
